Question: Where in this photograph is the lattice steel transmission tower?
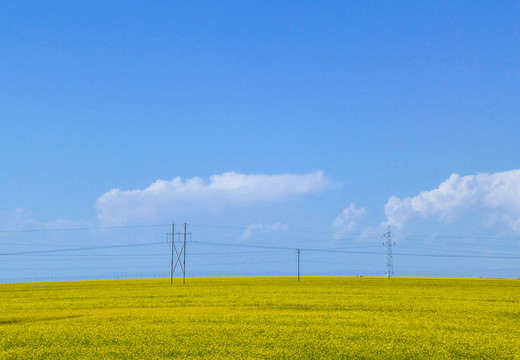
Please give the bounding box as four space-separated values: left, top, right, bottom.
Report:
384 225 394 279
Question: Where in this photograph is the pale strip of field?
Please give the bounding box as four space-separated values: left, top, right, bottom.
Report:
0 277 519 359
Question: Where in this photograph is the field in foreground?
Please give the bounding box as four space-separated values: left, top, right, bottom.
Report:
0 277 519 359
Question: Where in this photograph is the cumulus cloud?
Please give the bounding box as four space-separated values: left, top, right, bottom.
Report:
239 222 289 240
0 208 90 232
332 202 366 238
0 208 34 230
95 171 328 225
384 169 520 230
42 219 92 230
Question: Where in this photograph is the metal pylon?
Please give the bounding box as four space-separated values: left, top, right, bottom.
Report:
384 225 394 279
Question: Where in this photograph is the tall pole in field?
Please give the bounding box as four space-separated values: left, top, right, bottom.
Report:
297 248 300 282
169 222 191 286
384 225 394 279
170 223 174 285
183 223 187 285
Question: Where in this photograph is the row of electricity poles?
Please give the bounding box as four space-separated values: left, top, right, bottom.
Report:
167 223 393 284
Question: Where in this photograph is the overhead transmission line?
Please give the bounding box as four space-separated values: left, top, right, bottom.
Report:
0 241 167 256
0 224 169 234
193 240 520 260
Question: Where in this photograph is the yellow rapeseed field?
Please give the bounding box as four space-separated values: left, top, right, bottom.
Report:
0 277 519 359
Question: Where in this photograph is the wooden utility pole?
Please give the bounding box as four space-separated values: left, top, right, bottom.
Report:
297 248 300 282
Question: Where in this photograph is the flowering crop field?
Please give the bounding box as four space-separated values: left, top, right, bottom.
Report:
0 277 519 359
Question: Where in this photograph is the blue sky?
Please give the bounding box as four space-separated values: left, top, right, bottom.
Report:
1 1 520 281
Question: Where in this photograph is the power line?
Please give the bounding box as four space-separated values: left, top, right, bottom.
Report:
2 237 518 260
189 223 520 241
1 221 519 283
195 240 296 252
193 240 520 260
1 222 519 243
189 223 382 237
399 234 520 241
0 241 166 256
397 244 520 257
0 224 169 234
393 251 520 260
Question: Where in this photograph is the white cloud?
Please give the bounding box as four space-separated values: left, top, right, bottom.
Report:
0 208 33 230
332 202 366 238
239 222 289 240
95 171 328 225
0 208 90 232
42 219 91 230
384 169 520 230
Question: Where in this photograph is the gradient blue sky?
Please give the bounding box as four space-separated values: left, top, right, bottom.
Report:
1 1 520 280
